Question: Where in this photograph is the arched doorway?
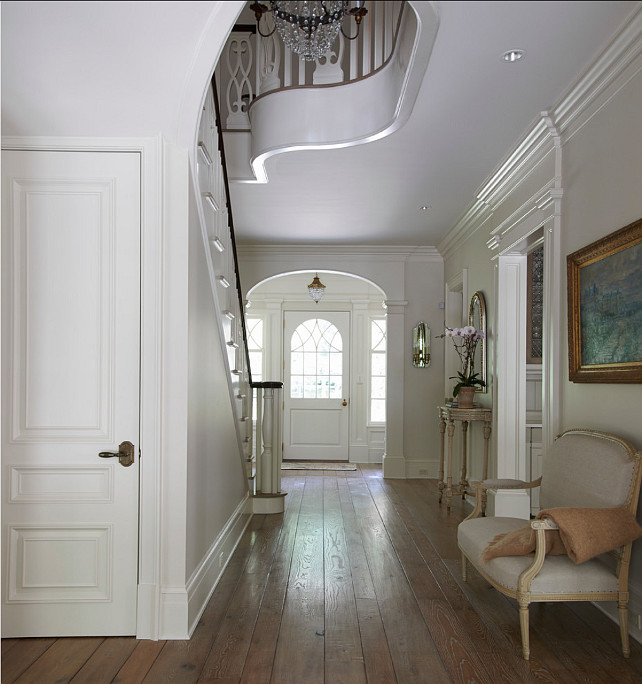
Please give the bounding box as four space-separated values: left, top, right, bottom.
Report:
247 271 387 463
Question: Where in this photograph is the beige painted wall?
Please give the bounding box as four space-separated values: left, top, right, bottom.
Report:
441 63 642 633
560 68 642 601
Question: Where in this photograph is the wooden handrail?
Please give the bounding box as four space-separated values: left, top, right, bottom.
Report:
210 72 253 386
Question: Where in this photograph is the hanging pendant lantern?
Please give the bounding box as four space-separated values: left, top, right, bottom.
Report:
307 273 326 303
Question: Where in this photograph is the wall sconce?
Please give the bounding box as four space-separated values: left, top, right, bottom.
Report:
412 321 430 367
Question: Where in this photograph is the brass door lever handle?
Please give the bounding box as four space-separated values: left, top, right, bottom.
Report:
99 440 135 467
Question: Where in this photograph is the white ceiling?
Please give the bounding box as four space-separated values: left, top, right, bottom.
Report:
229 1 639 247
2 1 638 251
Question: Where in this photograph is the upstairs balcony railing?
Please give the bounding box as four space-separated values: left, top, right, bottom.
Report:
216 1 405 131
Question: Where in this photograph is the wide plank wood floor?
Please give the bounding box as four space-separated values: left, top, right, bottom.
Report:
3 464 642 683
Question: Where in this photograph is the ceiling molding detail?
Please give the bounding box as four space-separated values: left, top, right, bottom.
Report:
237 244 442 262
439 3 642 261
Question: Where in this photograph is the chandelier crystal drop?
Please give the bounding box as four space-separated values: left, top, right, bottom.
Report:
272 1 346 61
251 1 367 62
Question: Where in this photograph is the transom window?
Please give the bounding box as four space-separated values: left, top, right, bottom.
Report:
290 318 343 398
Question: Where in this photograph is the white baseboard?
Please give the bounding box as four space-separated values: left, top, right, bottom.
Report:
158 587 190 640
383 456 440 479
405 459 440 478
185 494 253 637
382 455 406 478
349 443 369 463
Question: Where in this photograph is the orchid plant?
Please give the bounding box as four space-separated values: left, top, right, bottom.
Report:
442 325 486 397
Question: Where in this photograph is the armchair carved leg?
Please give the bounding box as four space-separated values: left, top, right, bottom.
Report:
618 599 630 658
518 599 531 660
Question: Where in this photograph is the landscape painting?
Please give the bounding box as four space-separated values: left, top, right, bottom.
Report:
567 218 642 383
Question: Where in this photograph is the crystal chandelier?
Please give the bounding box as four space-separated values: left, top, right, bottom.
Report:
307 273 326 303
250 1 368 62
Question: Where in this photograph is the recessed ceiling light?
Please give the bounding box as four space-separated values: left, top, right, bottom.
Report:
501 49 525 63
420 205 431 211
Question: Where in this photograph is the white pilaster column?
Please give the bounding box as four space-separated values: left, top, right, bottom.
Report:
493 256 530 518
383 300 407 478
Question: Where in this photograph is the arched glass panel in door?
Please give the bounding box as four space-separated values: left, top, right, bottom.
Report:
290 319 343 398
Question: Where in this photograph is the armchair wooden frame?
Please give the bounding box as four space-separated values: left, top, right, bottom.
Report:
458 429 642 661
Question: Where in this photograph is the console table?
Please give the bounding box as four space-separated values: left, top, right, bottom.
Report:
438 405 492 512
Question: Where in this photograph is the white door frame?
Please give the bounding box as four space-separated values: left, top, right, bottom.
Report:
491 200 562 519
2 135 164 639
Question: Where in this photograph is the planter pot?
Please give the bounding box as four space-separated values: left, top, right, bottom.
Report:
457 386 476 408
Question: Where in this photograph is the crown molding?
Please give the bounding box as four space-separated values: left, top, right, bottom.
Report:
237 244 442 263
554 4 642 142
439 3 642 260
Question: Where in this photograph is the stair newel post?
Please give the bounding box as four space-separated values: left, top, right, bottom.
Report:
251 381 286 513
272 385 283 494
261 386 274 495
255 385 263 492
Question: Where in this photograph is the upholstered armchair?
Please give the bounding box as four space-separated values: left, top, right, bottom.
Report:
458 429 642 660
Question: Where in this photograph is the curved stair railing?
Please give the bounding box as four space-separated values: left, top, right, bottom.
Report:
196 73 285 512
217 1 406 131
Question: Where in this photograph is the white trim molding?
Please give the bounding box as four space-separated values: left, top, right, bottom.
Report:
186 495 252 636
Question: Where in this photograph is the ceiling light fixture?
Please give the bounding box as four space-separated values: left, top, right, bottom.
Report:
307 273 326 303
501 49 525 63
250 1 368 62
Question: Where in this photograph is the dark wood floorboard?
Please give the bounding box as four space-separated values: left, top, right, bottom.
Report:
3 465 641 683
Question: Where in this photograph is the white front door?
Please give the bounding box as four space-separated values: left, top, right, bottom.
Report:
1 150 141 636
283 311 350 461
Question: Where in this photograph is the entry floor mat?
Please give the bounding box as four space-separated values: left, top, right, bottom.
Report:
281 461 357 471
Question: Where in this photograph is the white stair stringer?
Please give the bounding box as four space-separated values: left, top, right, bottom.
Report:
193 84 255 493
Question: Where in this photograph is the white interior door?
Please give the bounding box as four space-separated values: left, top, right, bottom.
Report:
283 311 350 461
1 150 141 636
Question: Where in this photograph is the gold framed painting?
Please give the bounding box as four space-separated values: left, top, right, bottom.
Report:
567 217 642 383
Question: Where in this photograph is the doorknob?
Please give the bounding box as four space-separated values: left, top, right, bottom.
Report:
342 399 348 406
99 441 135 467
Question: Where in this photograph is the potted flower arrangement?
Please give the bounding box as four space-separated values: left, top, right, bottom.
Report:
443 325 485 407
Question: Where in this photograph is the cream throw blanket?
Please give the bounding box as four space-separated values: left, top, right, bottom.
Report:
482 507 642 564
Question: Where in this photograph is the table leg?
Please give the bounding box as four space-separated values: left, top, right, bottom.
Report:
460 420 469 498
438 414 446 504
446 418 455 510
482 420 491 516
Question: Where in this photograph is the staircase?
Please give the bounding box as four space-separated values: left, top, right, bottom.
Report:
195 75 285 512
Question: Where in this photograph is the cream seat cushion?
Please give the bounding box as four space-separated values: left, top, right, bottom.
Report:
458 516 618 594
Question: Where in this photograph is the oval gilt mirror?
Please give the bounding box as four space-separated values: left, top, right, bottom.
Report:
468 291 487 392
